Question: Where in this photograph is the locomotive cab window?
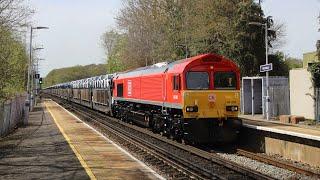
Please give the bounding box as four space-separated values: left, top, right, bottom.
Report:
186 72 209 90
214 72 236 89
173 75 180 90
117 83 123 97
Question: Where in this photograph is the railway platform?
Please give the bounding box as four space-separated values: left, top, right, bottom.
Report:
0 100 162 179
240 115 320 141
239 115 320 167
0 103 89 179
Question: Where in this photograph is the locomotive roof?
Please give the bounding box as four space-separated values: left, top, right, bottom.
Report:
115 53 230 79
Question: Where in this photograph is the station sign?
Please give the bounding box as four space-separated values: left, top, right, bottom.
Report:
260 63 273 73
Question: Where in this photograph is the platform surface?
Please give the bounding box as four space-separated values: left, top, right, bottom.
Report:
44 99 161 180
240 115 320 141
0 104 89 179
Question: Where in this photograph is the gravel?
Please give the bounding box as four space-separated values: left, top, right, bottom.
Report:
217 152 315 179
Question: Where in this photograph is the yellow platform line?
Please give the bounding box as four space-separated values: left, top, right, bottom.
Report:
44 101 97 180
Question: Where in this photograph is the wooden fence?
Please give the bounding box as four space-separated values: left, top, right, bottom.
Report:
0 95 27 137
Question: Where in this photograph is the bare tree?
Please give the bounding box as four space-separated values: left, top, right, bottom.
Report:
268 21 286 53
102 30 120 58
0 0 32 30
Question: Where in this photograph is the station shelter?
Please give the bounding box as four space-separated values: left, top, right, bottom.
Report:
241 76 290 118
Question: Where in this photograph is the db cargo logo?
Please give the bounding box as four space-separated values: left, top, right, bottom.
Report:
208 94 216 102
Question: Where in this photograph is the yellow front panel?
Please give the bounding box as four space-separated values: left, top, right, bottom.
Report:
183 90 240 119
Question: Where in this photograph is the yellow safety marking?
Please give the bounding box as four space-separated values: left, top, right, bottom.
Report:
44 101 97 180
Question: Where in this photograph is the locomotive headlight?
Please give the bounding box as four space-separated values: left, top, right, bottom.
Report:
186 106 198 112
226 106 238 112
232 106 238 111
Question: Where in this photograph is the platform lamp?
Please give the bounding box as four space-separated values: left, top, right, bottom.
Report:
249 16 272 121
26 26 49 113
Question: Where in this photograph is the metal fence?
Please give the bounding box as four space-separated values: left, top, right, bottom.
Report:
269 85 290 118
0 95 27 137
316 88 320 121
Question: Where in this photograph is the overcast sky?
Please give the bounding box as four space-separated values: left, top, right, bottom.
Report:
28 0 320 76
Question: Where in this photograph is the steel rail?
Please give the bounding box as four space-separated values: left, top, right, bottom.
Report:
236 149 320 178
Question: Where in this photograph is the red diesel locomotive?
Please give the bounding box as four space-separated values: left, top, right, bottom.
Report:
112 53 241 143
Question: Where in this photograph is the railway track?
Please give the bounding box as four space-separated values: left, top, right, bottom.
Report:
236 149 320 178
48 96 273 180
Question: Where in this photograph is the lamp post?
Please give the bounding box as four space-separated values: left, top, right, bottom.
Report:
27 26 48 112
249 17 271 120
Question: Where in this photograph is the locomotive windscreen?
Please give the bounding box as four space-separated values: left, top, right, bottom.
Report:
214 72 236 90
186 72 209 90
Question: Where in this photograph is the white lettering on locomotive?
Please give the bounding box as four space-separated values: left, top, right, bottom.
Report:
127 80 132 97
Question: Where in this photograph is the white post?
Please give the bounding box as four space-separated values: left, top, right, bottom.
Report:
26 27 33 113
265 23 270 121
251 79 254 116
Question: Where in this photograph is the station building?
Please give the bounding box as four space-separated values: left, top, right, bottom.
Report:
241 51 319 121
290 51 319 121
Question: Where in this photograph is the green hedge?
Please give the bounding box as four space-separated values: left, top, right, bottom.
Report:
309 63 320 88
